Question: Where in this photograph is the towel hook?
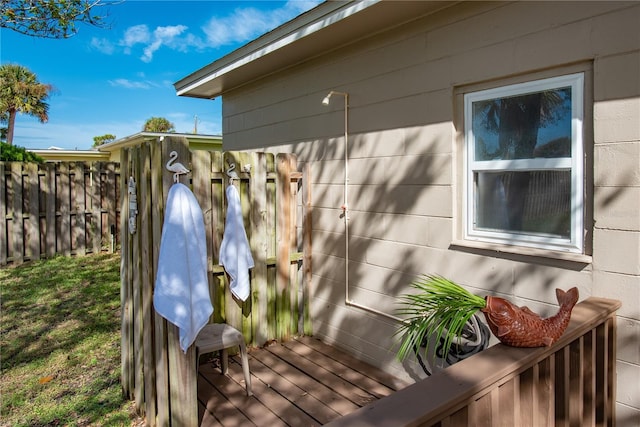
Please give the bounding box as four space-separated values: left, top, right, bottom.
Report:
226 161 240 184
166 151 190 183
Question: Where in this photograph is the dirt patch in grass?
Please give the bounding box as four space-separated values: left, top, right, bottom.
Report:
0 254 144 426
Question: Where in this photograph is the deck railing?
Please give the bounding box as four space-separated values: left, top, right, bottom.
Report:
327 297 621 427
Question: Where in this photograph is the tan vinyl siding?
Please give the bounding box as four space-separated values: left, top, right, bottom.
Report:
217 1 640 421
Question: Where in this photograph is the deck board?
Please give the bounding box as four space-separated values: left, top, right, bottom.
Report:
280 338 397 399
295 336 405 391
198 336 406 426
266 343 375 408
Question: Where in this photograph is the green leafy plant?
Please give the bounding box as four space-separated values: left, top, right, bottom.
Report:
0 142 44 162
1 0 113 39
396 275 487 362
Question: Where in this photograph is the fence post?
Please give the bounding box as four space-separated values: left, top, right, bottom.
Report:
89 164 102 254
162 137 198 427
120 149 134 399
221 151 243 334
10 163 24 264
105 162 118 254
276 153 293 340
0 163 6 265
73 163 86 256
250 152 269 346
58 163 71 256
302 162 313 336
151 140 170 427
129 149 144 413
209 151 226 326
26 163 40 260
192 150 213 311
139 143 157 424
44 164 56 259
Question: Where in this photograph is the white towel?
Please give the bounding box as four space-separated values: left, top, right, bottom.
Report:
153 183 213 353
219 184 254 301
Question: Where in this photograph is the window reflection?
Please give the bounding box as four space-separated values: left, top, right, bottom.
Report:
472 87 572 161
475 170 571 238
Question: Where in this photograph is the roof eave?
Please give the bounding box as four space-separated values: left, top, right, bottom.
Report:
174 0 360 98
175 1 458 99
28 150 111 161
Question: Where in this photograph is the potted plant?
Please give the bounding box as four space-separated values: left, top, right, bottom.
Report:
396 274 578 364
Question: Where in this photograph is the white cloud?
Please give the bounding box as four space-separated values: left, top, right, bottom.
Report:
155 25 188 40
90 37 115 54
140 25 188 62
108 78 155 89
203 7 273 46
13 119 141 150
120 24 151 54
201 1 321 47
101 1 322 63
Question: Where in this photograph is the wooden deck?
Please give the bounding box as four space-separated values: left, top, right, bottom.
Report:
197 336 407 426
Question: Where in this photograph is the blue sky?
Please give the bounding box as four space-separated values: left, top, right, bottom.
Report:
1 0 322 150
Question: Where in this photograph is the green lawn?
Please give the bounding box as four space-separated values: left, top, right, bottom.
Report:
1 253 141 426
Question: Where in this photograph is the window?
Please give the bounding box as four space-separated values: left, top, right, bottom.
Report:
464 73 584 253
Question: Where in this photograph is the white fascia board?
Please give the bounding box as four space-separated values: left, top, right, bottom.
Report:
174 0 381 98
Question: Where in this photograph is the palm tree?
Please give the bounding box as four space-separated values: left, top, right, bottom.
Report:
93 133 116 147
0 112 8 142
143 117 175 133
0 64 53 145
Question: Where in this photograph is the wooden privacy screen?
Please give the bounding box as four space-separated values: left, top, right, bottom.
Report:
0 161 120 266
119 136 312 426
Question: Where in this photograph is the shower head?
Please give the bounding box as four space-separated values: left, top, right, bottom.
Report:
322 90 348 106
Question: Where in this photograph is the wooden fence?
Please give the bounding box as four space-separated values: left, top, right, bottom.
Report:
0 161 121 266
119 136 312 426
328 296 621 427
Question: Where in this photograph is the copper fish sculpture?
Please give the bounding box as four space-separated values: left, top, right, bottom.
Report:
481 287 579 347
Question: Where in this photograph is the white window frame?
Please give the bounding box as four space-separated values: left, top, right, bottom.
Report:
463 73 584 253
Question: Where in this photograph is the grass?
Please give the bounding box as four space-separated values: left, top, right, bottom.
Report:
1 253 141 426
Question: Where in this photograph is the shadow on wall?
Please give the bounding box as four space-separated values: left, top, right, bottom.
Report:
287 115 632 385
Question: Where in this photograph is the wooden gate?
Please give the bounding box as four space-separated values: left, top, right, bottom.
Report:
120 136 312 426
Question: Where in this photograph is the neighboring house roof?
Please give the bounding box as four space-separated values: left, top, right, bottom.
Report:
29 132 222 162
97 131 222 154
174 0 453 99
28 149 111 162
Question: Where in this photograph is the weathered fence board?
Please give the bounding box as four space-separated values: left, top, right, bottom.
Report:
120 136 311 426
0 161 121 266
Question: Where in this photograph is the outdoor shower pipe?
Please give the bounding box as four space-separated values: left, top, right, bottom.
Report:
323 91 403 324
323 91 350 221
322 96 483 363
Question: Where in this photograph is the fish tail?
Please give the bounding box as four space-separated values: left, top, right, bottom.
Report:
556 287 579 309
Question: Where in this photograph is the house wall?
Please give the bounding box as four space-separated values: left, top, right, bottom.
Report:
220 2 639 422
